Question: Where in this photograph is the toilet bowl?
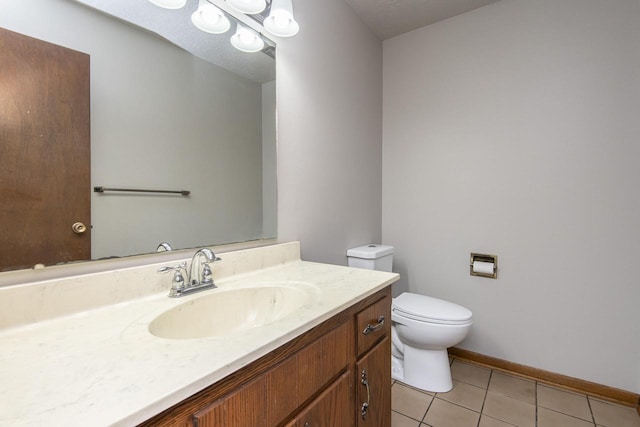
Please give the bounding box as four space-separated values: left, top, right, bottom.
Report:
391 292 472 392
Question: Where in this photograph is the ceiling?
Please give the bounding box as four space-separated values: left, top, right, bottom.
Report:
343 0 502 40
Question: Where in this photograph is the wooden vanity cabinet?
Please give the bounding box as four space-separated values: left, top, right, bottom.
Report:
139 286 391 427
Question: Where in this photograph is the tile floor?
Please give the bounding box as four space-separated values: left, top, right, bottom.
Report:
391 359 640 427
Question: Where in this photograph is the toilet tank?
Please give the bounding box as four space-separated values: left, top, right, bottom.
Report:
347 244 394 272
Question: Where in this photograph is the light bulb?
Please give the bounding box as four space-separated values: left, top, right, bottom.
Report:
230 23 264 53
264 0 299 37
192 0 231 34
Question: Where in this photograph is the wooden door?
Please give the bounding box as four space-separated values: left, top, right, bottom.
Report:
356 337 391 427
0 27 90 271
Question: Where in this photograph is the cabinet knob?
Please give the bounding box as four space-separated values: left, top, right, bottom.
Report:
362 315 385 335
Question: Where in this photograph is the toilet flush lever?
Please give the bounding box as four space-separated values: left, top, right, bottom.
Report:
362 315 385 335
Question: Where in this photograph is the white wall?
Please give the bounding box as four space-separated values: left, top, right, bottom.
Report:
383 0 640 392
1 0 265 258
275 0 384 265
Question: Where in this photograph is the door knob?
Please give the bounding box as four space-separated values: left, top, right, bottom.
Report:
72 222 87 234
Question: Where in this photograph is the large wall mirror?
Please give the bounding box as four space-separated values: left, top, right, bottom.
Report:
0 0 277 272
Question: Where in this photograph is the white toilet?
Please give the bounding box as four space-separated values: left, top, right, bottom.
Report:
347 244 473 393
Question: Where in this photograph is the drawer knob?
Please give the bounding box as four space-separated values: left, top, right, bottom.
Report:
362 315 385 335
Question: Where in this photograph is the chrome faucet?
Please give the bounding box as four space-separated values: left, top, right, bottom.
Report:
189 248 220 288
156 242 173 252
158 248 222 297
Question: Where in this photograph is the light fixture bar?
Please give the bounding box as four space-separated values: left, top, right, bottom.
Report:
226 0 267 15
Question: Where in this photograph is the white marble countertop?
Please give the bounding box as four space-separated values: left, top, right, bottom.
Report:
0 255 398 426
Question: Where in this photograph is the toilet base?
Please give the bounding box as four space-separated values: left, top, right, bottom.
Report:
391 355 404 381
392 346 453 393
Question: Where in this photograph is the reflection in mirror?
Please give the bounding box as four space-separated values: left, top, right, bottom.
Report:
0 0 276 272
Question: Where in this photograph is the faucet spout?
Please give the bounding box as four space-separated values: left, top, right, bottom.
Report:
189 248 222 288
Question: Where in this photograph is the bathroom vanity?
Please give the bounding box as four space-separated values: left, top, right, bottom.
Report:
0 242 398 426
141 287 391 426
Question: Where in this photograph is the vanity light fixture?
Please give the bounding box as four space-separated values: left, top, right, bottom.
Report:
148 0 187 10
263 0 299 37
226 0 267 15
148 0 300 53
191 0 231 34
230 22 265 52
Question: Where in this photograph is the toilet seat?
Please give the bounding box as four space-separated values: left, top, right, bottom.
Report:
392 292 472 325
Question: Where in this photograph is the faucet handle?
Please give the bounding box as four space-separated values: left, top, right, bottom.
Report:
196 251 221 286
158 262 188 297
157 261 187 274
200 262 214 286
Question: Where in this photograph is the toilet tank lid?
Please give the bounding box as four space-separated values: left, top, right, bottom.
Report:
393 292 472 322
346 244 394 259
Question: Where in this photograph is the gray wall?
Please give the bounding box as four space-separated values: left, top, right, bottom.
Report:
262 80 277 239
1 0 266 258
383 0 640 392
276 0 384 265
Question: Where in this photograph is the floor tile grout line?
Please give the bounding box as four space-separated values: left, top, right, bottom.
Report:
475 368 494 427
539 406 599 426
419 391 435 424
586 394 597 426
534 380 538 427
482 413 520 427
431 394 483 415
391 408 425 425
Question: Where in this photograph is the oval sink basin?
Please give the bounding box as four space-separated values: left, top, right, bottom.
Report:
148 283 317 340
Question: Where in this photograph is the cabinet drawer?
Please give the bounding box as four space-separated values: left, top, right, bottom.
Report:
356 296 390 357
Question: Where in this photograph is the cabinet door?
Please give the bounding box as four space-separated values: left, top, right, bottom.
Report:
355 337 391 427
192 375 266 427
292 370 353 427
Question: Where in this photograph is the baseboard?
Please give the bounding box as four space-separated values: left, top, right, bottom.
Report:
449 347 640 412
